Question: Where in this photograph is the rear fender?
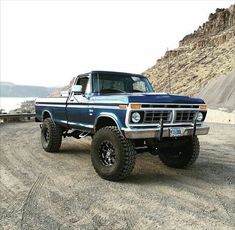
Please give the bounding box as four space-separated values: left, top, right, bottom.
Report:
42 110 55 124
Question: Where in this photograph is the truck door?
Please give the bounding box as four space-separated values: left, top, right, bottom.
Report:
66 74 92 131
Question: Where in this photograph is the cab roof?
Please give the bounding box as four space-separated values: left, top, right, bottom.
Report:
77 70 146 78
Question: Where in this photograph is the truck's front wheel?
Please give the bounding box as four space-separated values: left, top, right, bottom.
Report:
158 136 200 168
91 126 136 181
41 118 62 152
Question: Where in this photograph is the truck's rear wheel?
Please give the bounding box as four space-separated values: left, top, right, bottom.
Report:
91 126 136 181
41 118 62 152
158 136 200 168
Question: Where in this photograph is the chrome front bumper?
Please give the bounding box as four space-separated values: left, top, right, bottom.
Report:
122 124 209 139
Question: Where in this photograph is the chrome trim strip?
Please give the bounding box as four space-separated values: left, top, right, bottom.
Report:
36 97 67 103
60 120 69 124
171 109 176 124
131 103 204 106
90 106 120 109
67 105 90 108
128 122 203 127
129 108 201 111
37 104 120 109
38 104 66 107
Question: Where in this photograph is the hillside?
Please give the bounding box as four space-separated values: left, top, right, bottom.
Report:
197 70 235 112
144 5 235 98
0 82 60 97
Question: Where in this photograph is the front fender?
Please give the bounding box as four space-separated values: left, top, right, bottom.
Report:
94 111 126 131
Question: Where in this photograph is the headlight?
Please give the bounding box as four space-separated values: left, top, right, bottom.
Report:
131 112 141 123
197 112 203 121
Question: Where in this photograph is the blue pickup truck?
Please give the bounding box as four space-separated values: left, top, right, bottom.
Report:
35 71 209 181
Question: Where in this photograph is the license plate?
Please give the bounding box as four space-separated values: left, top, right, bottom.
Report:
170 127 182 137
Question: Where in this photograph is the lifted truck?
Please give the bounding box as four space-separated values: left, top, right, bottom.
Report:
35 71 209 181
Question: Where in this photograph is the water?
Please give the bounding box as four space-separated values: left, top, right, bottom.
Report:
0 97 37 113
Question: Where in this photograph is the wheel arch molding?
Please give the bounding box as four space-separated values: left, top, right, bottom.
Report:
42 110 54 122
94 114 123 132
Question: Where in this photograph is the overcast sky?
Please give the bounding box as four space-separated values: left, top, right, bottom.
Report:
1 0 234 87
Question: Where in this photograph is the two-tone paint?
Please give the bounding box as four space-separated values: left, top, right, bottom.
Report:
35 71 209 138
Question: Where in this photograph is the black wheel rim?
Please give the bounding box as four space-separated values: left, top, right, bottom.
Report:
43 127 50 143
98 140 116 167
165 149 184 159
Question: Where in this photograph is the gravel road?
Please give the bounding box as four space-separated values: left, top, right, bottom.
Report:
0 122 234 230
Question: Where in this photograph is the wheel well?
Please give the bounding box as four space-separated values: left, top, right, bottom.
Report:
95 117 118 131
43 111 51 120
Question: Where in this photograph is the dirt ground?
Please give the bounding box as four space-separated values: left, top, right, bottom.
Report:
0 122 234 230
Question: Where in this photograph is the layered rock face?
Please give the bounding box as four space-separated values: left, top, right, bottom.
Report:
145 4 235 96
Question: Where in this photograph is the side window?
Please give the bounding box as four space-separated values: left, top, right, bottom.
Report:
76 77 89 94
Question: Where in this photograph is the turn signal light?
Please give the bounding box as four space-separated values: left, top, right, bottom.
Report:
131 104 141 109
199 104 207 110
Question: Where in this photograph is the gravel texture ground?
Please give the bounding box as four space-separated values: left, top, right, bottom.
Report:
0 122 234 230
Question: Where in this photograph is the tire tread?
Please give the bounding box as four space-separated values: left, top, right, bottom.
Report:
158 136 200 168
41 118 62 152
91 126 136 181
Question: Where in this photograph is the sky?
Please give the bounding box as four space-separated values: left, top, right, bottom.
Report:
0 0 234 87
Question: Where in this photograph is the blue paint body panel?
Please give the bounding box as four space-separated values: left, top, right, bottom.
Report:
127 93 204 104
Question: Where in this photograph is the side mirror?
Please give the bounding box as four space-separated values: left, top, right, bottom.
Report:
60 90 69 97
71 85 82 93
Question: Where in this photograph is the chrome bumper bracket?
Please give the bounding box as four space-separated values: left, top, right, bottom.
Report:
192 118 197 139
158 119 163 141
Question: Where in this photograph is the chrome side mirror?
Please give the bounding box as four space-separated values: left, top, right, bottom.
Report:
60 90 69 97
71 85 82 93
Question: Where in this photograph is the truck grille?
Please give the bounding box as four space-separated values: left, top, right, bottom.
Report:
175 110 196 123
144 110 171 123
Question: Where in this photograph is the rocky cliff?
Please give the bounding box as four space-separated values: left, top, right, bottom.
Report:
145 4 235 96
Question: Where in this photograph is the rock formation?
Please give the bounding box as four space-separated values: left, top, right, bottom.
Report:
145 4 235 96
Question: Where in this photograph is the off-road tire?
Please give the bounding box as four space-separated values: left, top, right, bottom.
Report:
41 118 62 152
91 126 136 181
158 136 200 168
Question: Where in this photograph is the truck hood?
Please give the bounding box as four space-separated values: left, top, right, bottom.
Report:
128 93 205 104
91 93 205 105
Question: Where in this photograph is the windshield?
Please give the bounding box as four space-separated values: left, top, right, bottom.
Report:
92 73 154 94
